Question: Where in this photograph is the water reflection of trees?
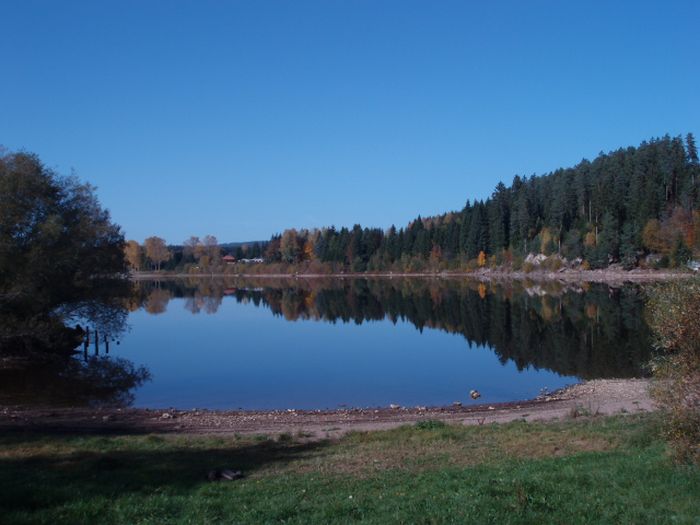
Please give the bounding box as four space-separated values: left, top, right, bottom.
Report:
133 278 226 315
144 288 172 315
136 278 653 379
1 276 149 407
0 356 150 407
1 277 131 357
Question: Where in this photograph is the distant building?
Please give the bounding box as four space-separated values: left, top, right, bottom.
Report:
222 255 236 264
240 257 264 263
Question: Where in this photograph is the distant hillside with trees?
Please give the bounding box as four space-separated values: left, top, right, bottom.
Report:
131 134 699 275
257 134 699 273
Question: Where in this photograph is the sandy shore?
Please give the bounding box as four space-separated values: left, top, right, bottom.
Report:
0 379 655 438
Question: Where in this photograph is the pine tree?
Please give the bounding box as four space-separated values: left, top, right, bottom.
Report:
620 222 640 269
670 235 692 268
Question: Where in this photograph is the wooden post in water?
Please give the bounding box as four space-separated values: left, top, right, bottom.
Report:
94 329 99 356
84 328 90 361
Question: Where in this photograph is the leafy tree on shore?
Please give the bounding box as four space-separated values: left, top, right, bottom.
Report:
0 150 129 355
124 240 142 271
202 235 220 263
144 236 171 271
183 236 202 265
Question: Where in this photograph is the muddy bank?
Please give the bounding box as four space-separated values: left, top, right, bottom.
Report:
0 379 654 438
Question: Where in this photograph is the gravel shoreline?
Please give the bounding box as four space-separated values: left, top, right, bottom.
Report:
0 379 654 438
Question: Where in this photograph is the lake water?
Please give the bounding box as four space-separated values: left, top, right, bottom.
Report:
101 277 651 410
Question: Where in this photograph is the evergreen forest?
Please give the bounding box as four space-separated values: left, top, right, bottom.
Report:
259 134 700 272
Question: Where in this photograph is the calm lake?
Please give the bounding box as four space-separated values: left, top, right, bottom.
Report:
99 277 651 410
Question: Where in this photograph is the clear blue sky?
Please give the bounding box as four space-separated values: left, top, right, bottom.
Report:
2 1 698 244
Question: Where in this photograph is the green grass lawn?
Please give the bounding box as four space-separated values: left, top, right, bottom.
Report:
0 415 698 524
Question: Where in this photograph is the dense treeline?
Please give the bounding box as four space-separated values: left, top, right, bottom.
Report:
131 278 651 379
263 134 700 272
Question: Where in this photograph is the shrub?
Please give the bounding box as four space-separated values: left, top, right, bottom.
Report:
464 259 478 272
670 236 692 268
415 420 447 430
646 280 700 463
656 255 670 269
542 255 563 272
512 255 524 271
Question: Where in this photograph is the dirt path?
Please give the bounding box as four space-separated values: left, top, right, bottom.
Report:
0 379 654 438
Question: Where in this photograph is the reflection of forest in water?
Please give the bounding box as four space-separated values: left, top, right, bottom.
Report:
134 277 653 380
0 276 149 408
0 357 150 407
